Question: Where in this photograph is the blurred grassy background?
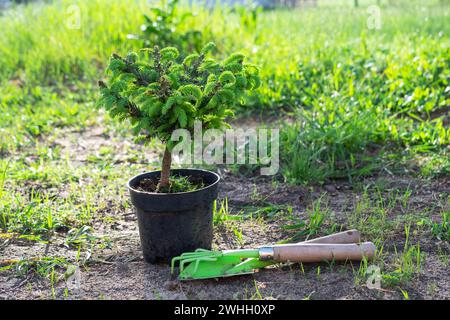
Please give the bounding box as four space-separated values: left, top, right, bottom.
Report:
0 0 448 182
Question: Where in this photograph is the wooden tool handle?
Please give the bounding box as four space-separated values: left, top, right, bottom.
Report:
271 242 376 263
302 229 360 244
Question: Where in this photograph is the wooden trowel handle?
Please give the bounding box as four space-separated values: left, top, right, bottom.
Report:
302 229 360 244
270 242 376 263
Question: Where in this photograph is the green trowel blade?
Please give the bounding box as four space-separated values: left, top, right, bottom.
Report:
173 249 275 280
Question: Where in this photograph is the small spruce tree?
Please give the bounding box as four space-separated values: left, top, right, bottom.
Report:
97 43 260 191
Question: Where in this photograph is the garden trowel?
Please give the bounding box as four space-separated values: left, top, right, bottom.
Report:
171 229 376 280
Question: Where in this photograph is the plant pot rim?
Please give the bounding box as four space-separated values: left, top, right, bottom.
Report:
127 168 221 196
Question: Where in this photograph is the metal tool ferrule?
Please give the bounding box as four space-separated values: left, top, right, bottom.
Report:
258 247 274 261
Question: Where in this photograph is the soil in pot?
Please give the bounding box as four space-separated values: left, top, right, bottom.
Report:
135 175 205 193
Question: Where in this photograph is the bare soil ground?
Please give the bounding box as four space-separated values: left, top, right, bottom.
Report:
0 125 449 300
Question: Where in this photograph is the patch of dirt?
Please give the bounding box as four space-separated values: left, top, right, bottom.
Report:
1 171 449 300
1 124 449 300
52 124 158 166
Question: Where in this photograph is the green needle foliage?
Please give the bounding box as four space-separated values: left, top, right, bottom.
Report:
97 42 260 190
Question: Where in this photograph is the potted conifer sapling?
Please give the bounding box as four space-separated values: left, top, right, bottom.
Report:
97 43 260 263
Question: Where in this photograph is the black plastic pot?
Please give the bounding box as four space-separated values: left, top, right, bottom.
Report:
127 169 220 264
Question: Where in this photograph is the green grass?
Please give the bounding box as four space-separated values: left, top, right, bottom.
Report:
381 225 423 287
0 1 448 299
213 198 234 226
0 0 145 84
418 208 450 241
213 198 247 244
282 196 339 242
240 203 293 220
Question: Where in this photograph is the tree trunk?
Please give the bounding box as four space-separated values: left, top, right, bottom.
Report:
159 146 172 190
